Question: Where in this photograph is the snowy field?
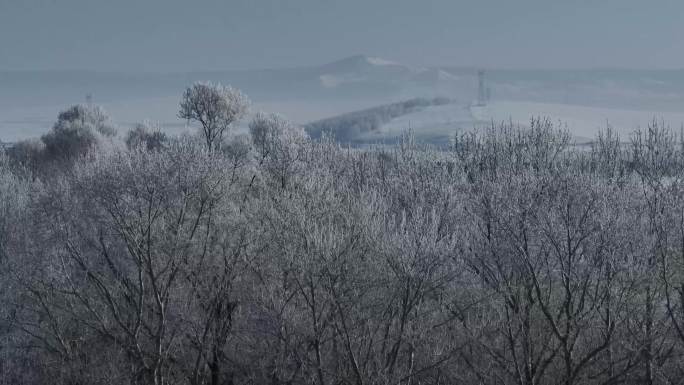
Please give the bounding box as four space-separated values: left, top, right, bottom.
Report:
362 101 684 145
473 101 684 139
5 57 684 145
6 98 684 145
0 97 386 142
358 103 475 144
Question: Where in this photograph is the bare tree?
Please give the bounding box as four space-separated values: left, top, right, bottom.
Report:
11 103 684 385
249 112 308 190
12 140 237 385
179 82 249 151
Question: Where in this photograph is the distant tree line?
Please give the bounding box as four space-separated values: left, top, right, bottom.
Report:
305 97 451 142
3 83 684 385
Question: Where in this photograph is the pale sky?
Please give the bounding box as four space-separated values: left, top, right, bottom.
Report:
1 0 683 71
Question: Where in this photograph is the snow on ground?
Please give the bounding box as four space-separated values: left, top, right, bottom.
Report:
366 57 400 66
355 100 684 145
4 86 684 146
0 96 388 142
0 105 63 142
473 101 684 139
360 103 475 143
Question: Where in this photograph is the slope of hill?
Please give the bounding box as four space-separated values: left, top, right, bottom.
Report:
5 56 684 143
305 97 452 143
472 101 684 139
0 55 464 141
0 55 458 108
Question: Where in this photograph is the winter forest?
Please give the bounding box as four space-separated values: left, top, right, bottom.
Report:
2 81 684 385
7 0 684 383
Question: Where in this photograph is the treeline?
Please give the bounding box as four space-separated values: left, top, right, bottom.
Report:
2 84 684 385
305 97 451 142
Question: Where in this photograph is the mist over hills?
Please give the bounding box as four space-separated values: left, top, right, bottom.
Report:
0 55 459 107
3 55 684 143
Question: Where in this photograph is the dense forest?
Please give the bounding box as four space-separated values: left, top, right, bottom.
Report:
3 83 684 385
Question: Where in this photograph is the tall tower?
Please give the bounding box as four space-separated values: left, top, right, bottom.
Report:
477 70 486 106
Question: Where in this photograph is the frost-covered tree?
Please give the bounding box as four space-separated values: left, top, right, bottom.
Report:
6 138 45 175
0 154 28 259
125 122 168 151
12 108 684 384
249 112 308 189
179 82 249 151
41 104 117 162
10 138 250 385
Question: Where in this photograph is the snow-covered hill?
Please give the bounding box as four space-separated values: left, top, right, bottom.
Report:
0 55 465 140
4 56 684 143
472 101 684 140
315 55 459 88
303 99 684 146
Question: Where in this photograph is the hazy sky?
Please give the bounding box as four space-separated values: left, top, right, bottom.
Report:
1 0 683 71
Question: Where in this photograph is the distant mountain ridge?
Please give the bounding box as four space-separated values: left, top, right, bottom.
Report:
0 55 461 108
6 56 684 142
7 56 684 112
314 55 461 91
